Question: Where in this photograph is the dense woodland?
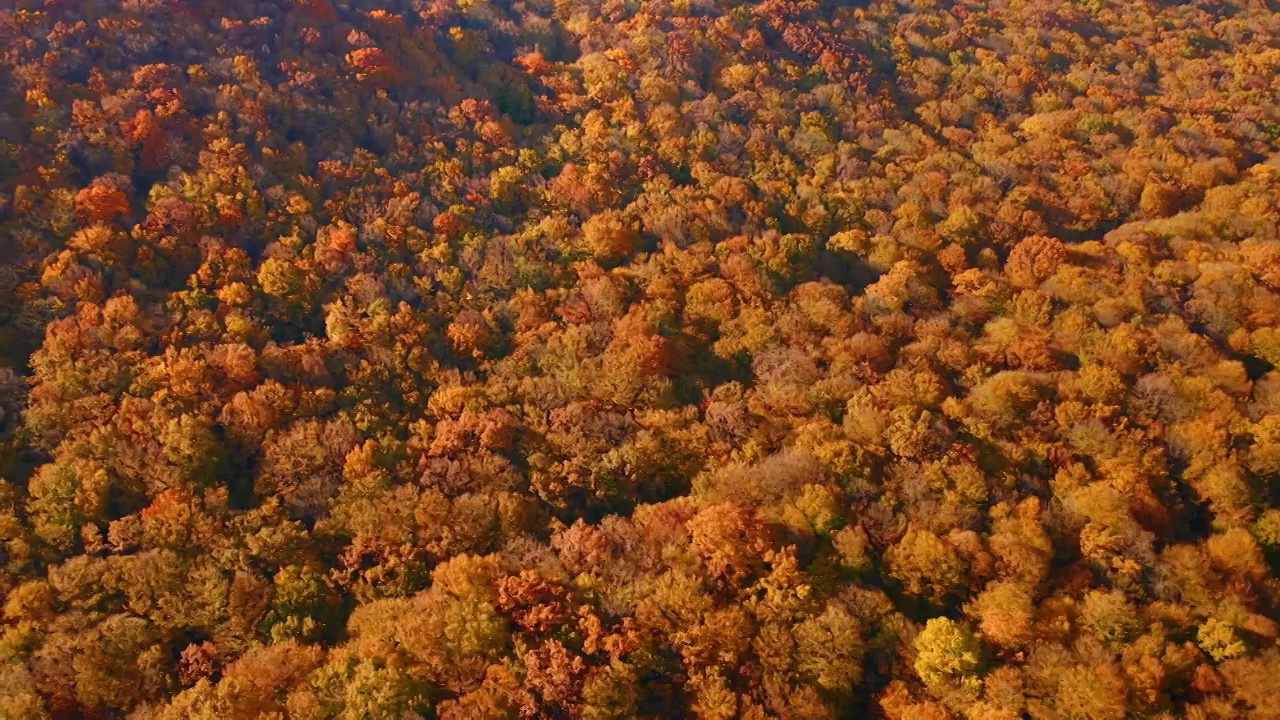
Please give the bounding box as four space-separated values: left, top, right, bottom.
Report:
3 0 1280 717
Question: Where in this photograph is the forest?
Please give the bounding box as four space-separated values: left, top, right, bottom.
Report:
3 0 1280 717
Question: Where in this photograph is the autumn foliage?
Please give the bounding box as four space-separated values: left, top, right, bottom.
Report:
2 0 1280 718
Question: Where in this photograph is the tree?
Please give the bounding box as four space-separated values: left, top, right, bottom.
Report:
913 617 982 690
1006 235 1066 289
888 528 968 605
967 581 1035 649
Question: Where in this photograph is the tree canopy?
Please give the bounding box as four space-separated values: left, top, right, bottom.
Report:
3 0 1280 717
